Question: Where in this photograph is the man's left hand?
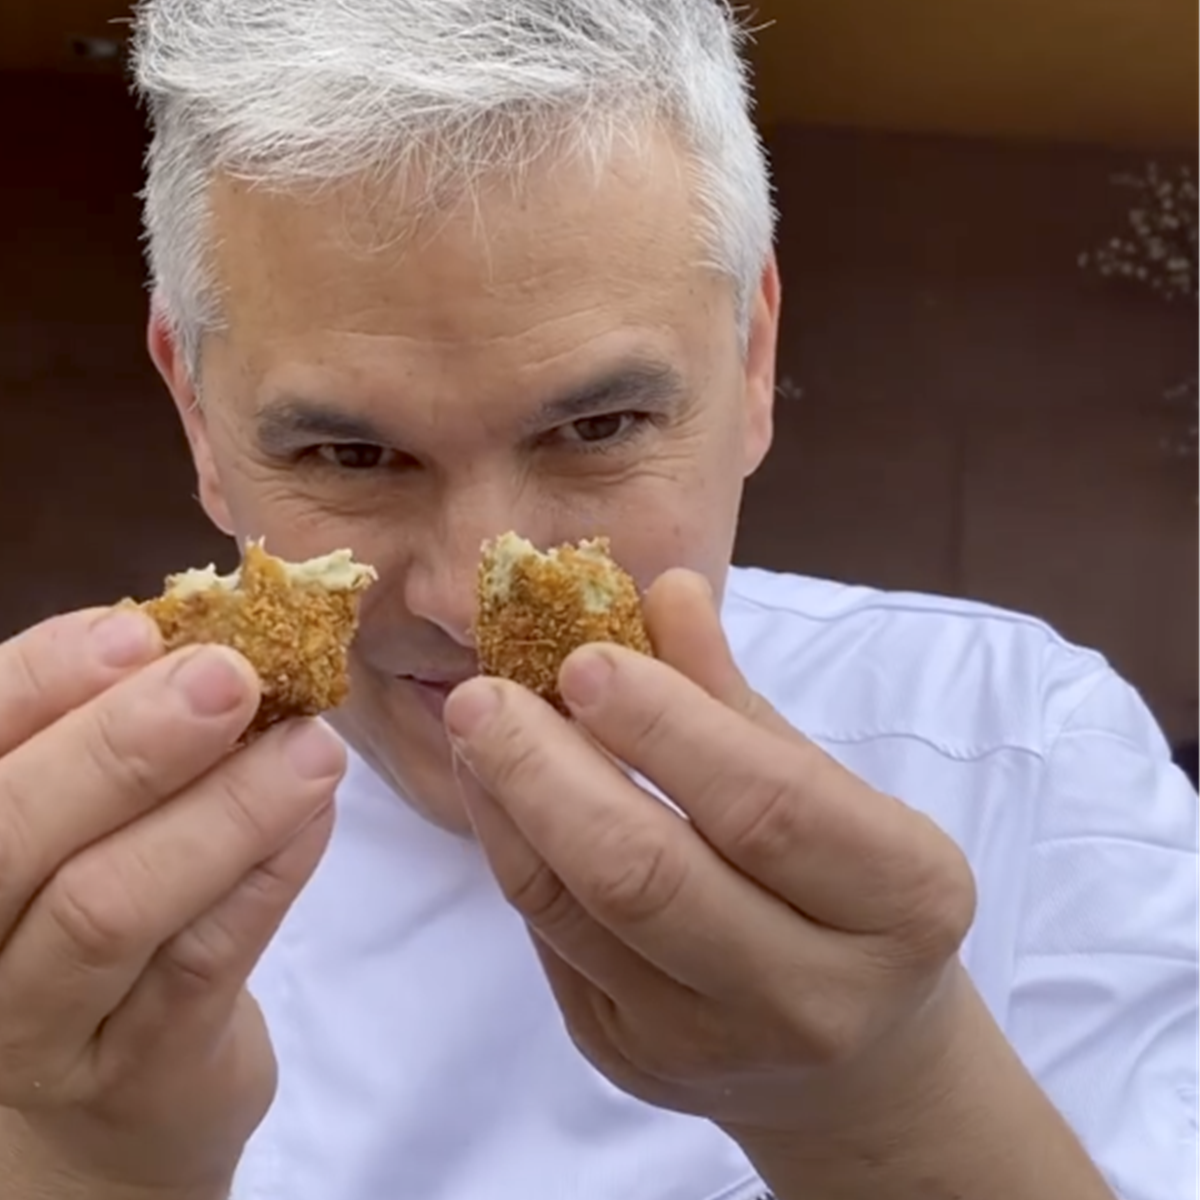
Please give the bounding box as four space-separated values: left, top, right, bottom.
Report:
444 568 978 1142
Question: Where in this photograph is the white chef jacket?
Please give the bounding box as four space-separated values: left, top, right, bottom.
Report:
231 566 1199 1200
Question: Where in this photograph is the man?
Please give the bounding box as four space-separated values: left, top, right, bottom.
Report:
0 2 1194 1198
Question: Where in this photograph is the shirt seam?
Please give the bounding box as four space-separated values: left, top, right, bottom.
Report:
1027 832 1192 855
706 1175 770 1200
815 729 1045 766
725 574 1109 664
1015 949 1195 964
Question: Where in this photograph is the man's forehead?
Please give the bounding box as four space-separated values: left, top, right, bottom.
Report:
207 131 706 306
197 130 741 408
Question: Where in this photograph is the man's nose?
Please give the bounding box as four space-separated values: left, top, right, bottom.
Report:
404 503 550 647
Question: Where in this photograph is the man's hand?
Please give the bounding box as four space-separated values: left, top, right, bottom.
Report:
445 570 1115 1197
0 608 346 1196
445 569 975 1130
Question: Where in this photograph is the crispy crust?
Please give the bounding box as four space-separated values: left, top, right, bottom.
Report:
474 533 652 712
124 541 376 737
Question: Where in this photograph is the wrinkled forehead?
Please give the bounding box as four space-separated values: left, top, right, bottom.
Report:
204 127 723 349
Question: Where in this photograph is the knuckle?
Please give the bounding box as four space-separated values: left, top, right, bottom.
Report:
891 828 978 965
502 855 572 927
616 1023 689 1084
565 1005 663 1102
82 697 168 806
586 828 686 926
727 677 789 737
608 1000 740 1089
622 696 674 762
0 612 105 727
805 1017 861 1069
794 992 869 1068
208 760 286 850
45 859 142 969
940 841 979 927
135 854 299 1012
484 720 546 796
157 911 244 992
228 851 301 915
624 1016 715 1086
763 954 878 1069
717 769 806 867
6 627 52 706
189 745 336 868
0 779 40 913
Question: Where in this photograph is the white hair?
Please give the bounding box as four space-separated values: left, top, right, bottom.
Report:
131 0 776 377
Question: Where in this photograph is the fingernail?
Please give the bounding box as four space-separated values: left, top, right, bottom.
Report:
91 610 157 668
169 647 252 717
284 720 345 780
444 679 502 741
560 647 613 709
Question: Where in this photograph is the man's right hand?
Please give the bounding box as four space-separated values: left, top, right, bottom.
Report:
0 607 347 1197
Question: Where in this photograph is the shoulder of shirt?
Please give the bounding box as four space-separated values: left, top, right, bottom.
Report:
722 564 1144 766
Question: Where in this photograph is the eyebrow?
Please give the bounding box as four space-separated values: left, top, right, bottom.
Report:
253 360 687 454
254 402 393 456
518 361 688 435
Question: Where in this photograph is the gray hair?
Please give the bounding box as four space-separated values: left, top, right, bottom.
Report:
131 1 776 378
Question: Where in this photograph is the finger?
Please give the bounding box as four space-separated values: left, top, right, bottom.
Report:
643 569 795 739
0 719 344 1102
0 608 162 757
85 806 335 1112
455 757 694 1009
456 761 870 1103
457 761 737 1096
0 644 260 939
558 643 959 934
446 677 807 1001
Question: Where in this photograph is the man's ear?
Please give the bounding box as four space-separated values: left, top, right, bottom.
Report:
146 305 236 535
740 254 781 479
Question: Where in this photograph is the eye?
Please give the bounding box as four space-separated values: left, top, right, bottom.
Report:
558 412 648 449
313 443 399 470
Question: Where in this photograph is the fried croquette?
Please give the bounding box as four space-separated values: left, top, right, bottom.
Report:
474 532 652 712
125 540 377 736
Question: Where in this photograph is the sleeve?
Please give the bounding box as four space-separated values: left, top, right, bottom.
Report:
1004 659 1198 1200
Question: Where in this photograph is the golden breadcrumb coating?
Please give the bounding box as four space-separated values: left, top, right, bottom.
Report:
474 532 652 712
124 540 377 737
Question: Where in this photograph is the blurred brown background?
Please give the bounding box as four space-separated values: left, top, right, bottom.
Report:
1 2 1196 742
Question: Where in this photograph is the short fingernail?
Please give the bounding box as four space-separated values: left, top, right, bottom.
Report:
91 610 157 668
285 719 345 780
170 647 252 717
560 647 613 709
444 679 502 741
